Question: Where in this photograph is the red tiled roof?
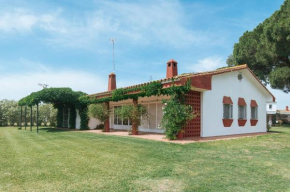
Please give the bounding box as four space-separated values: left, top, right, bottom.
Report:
88 64 275 102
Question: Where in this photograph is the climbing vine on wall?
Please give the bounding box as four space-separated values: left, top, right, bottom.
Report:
56 105 63 128
161 94 196 140
80 79 191 105
78 106 89 130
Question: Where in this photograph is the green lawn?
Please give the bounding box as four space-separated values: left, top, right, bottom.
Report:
0 126 290 192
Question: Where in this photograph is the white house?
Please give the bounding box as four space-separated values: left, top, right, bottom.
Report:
75 59 275 139
266 101 277 124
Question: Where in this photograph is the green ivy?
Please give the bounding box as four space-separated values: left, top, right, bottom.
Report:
81 79 191 105
56 105 63 128
18 88 88 129
69 106 76 129
162 94 196 140
79 106 89 130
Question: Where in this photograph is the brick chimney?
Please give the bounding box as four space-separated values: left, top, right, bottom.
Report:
108 72 116 91
166 59 178 78
286 106 289 111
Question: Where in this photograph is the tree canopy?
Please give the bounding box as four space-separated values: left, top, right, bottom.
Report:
228 0 290 93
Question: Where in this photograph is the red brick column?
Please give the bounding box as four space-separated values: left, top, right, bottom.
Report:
131 98 138 135
104 102 110 132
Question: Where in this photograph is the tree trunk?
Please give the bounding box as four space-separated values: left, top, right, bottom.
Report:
131 98 138 135
104 102 110 132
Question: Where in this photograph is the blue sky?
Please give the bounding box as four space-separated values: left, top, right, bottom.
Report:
0 0 288 109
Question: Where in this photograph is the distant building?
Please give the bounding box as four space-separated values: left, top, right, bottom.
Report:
277 106 290 124
266 102 277 124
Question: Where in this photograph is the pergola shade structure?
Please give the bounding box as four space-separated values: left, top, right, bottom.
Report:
18 88 88 132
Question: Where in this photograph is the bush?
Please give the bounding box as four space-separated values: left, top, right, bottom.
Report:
95 124 104 130
88 104 110 123
162 96 196 140
278 119 283 126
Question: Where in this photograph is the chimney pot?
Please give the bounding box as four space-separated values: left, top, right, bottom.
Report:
108 72 116 91
286 106 289 111
166 59 178 78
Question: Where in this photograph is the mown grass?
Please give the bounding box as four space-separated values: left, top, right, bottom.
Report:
0 126 290 192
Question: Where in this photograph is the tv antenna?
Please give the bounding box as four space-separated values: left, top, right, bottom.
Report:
38 83 48 89
110 38 116 72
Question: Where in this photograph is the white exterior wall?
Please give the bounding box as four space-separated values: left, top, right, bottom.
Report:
266 102 277 114
88 118 101 129
201 69 273 137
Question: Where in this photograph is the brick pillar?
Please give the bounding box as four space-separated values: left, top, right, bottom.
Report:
177 131 183 140
131 98 138 135
104 102 110 132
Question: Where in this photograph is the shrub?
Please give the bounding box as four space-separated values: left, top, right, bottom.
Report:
95 124 104 130
162 95 196 140
278 119 283 126
88 104 110 123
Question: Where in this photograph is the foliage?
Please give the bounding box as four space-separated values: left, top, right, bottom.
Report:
229 0 290 93
278 119 283 126
18 88 86 107
269 67 290 92
114 104 148 127
69 106 76 129
56 106 63 128
79 106 89 130
0 100 57 127
88 104 110 122
162 95 195 140
82 79 191 105
95 124 104 130
18 88 89 129
0 100 19 126
38 104 57 126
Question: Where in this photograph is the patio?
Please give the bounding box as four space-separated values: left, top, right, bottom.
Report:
84 129 272 144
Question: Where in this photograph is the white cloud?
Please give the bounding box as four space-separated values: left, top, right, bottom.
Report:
0 59 108 100
187 56 226 72
0 1 219 49
0 9 37 32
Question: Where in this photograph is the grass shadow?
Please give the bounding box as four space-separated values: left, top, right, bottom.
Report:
40 127 76 133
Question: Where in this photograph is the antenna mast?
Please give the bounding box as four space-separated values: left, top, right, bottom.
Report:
38 83 48 89
110 38 116 72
